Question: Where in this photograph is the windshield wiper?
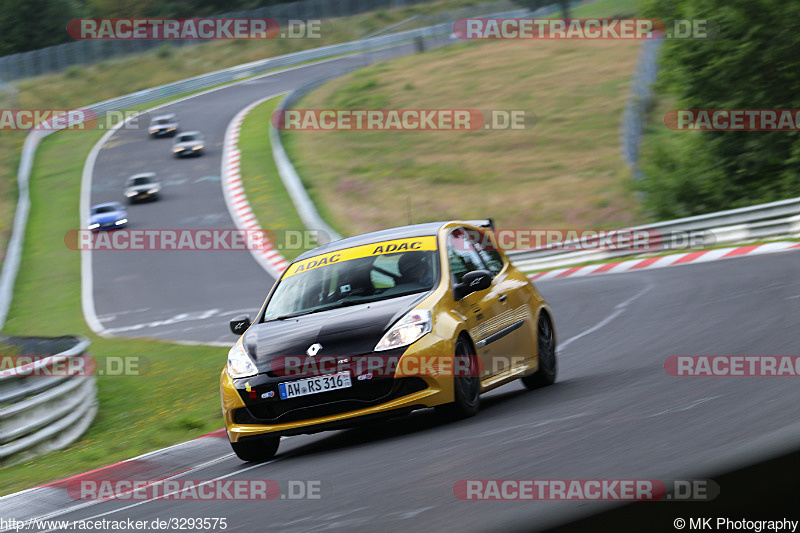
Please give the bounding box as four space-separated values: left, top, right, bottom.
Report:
273 309 320 320
271 299 372 321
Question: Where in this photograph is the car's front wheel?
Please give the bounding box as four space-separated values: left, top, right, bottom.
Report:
230 435 280 462
436 336 480 419
522 313 557 389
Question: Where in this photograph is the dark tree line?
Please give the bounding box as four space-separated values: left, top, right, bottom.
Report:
0 0 297 56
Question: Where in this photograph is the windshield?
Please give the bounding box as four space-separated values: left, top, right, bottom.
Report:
128 176 153 186
178 134 200 142
92 205 118 214
263 247 439 321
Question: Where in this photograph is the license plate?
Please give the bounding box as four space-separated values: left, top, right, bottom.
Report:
278 372 351 400
140 194 150 198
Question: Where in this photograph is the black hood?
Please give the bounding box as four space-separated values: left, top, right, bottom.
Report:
244 293 427 372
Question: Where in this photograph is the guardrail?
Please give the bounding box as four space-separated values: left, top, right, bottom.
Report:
0 335 95 465
620 37 663 180
0 130 48 330
271 74 353 244
507 196 800 271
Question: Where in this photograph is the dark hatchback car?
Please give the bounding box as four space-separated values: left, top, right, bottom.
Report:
124 172 161 203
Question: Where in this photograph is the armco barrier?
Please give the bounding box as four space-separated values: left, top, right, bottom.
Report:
507 196 800 271
0 335 95 465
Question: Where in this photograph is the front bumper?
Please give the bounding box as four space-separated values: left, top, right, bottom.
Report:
128 192 156 201
221 336 455 442
150 128 176 136
90 221 126 231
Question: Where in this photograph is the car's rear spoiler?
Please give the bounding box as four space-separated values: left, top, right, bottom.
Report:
465 219 495 231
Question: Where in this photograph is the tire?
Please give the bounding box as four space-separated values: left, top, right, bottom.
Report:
230 435 280 462
436 336 480 419
522 313 557 389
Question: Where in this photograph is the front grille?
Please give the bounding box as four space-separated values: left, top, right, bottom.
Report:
234 377 427 424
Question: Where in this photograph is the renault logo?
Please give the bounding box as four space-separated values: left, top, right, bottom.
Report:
306 343 322 356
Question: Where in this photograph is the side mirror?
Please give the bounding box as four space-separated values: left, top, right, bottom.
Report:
454 270 492 300
230 314 251 335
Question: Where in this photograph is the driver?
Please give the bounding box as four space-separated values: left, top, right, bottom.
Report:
398 251 434 287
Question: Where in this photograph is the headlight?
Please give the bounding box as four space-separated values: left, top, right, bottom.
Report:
115 218 127 225
149 129 158 134
173 147 183 152
125 191 137 197
192 145 203 150
227 342 257 379
147 188 159 194
374 309 432 351
88 223 100 229
166 127 175 131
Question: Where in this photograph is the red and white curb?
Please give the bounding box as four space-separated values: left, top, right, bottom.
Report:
527 241 800 281
221 95 290 279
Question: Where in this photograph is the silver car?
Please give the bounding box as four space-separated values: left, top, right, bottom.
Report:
124 172 161 203
172 131 205 157
148 113 179 137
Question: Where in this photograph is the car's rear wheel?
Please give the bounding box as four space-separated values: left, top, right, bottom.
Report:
522 313 557 389
436 336 480 419
230 435 280 462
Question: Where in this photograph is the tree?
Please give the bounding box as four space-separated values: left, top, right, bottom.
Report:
0 0 81 55
638 0 800 218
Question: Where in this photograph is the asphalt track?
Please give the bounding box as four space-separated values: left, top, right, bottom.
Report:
51 249 800 532
69 41 800 532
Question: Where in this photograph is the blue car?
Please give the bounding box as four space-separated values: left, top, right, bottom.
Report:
89 202 128 231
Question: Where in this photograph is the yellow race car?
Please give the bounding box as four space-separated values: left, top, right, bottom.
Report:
220 220 556 461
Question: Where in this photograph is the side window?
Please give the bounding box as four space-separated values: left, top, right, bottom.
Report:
470 230 504 276
447 228 485 284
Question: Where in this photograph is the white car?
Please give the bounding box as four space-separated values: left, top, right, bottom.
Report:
148 113 179 137
172 131 205 157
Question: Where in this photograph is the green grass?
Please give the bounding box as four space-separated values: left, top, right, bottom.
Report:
282 37 646 236
573 0 640 17
237 96 316 261
0 124 227 496
277 0 650 238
